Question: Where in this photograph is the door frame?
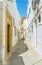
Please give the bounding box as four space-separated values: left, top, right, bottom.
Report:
5 8 12 58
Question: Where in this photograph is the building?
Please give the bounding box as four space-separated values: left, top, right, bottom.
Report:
27 0 42 54
0 1 2 47
21 17 28 40
0 0 21 64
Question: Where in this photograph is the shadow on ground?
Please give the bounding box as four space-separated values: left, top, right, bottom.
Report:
6 56 25 65
5 40 28 65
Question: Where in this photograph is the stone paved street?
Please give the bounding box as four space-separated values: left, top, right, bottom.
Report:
4 40 42 65
5 40 28 65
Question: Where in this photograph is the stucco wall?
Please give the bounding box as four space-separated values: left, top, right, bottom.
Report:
7 1 21 29
0 9 2 46
2 0 7 63
0 2 3 46
1 0 20 63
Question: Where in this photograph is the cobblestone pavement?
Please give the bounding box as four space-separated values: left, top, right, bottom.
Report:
5 40 28 65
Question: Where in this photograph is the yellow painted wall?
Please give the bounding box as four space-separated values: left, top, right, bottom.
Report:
0 8 2 46
6 8 12 58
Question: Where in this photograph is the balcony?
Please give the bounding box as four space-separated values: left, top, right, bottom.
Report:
35 0 40 4
32 0 40 10
32 0 36 10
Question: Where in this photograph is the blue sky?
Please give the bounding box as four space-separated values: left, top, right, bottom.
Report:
16 0 28 18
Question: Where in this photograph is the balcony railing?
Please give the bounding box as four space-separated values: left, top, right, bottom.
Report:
35 0 40 4
32 0 36 10
32 0 40 10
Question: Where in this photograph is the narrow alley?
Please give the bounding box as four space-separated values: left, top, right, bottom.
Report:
5 40 28 65
0 0 42 65
4 40 42 65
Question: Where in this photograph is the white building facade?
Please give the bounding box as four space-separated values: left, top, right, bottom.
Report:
27 0 42 54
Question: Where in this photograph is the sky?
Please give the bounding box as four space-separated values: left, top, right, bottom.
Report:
16 0 28 18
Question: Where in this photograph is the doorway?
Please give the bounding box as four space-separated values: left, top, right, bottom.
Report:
7 24 10 54
6 8 12 58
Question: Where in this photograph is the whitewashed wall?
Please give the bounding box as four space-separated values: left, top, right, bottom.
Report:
2 0 21 63
27 0 42 54
12 21 18 48
0 1 3 46
37 10 42 54
39 0 42 7
37 25 42 54
2 0 7 63
7 0 21 29
7 1 21 48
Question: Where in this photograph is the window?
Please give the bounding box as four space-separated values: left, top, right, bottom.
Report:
35 0 40 4
38 14 41 23
32 0 36 10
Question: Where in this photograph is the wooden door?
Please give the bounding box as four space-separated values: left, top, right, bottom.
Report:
7 24 10 53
